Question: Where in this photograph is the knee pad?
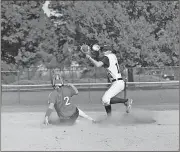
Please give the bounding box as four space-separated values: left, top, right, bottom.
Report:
102 95 110 106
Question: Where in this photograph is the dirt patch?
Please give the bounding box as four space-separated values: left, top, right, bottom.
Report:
1 109 179 151
95 109 157 126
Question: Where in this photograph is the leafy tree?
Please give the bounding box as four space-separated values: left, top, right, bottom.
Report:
1 1 71 69
123 1 179 67
50 1 179 67
1 0 179 70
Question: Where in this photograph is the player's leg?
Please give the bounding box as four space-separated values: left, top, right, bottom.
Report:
102 83 122 117
77 108 95 122
107 80 133 113
102 81 124 116
109 80 128 104
102 80 133 115
109 81 133 113
64 108 80 125
110 96 128 104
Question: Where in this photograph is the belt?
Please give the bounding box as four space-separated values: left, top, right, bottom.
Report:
112 78 123 82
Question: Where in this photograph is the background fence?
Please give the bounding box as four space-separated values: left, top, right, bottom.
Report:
1 66 179 105
1 66 179 85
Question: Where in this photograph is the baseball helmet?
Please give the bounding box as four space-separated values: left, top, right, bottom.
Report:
51 70 64 89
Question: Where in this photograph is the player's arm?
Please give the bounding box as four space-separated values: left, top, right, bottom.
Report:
86 54 104 67
44 93 56 125
67 83 78 96
44 103 54 125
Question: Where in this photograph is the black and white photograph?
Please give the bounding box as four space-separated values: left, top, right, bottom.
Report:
1 0 179 151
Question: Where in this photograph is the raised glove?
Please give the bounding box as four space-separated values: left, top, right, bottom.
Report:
80 44 91 55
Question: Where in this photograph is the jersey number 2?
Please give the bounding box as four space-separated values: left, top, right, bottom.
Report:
115 63 120 73
64 97 70 105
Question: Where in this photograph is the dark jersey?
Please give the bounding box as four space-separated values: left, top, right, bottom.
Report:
48 85 77 119
101 56 110 68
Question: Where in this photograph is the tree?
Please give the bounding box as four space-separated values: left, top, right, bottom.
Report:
1 0 179 69
123 1 179 67
1 1 71 69
50 1 179 67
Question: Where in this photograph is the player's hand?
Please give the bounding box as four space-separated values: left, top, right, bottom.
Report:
44 116 49 125
66 83 70 86
67 83 75 88
66 83 72 87
67 83 79 95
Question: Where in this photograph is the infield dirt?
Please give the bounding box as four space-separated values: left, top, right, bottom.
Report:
1 107 179 151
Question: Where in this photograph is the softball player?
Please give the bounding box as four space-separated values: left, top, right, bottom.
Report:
85 44 133 117
44 74 96 125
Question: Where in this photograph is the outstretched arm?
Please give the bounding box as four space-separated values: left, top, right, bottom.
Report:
44 92 56 125
86 54 104 67
67 83 78 96
44 103 54 125
80 44 103 68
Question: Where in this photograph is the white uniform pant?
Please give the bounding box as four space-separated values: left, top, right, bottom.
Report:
102 80 125 106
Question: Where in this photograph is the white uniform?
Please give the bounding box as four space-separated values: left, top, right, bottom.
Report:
102 53 125 106
105 54 122 81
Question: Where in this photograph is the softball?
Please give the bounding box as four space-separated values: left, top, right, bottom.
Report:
92 44 100 51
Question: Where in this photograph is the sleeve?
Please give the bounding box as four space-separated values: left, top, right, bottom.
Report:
70 88 76 97
48 91 57 104
100 56 109 68
68 85 78 97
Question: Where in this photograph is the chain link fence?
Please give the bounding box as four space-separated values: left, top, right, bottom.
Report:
1 66 179 85
1 66 179 105
132 66 179 82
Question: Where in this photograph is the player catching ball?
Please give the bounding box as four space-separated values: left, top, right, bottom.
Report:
44 73 96 125
81 44 133 117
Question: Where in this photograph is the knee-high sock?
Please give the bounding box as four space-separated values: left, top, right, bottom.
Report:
110 97 128 104
104 105 112 116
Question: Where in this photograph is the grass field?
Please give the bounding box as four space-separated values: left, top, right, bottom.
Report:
1 88 179 151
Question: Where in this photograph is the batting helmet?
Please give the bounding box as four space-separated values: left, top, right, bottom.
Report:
51 69 64 89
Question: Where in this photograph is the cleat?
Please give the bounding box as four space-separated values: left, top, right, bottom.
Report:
125 99 133 113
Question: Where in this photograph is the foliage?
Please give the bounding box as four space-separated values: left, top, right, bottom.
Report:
1 1 70 69
1 1 179 69
48 0 179 67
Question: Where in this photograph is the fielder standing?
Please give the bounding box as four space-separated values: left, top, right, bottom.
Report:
82 44 133 117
